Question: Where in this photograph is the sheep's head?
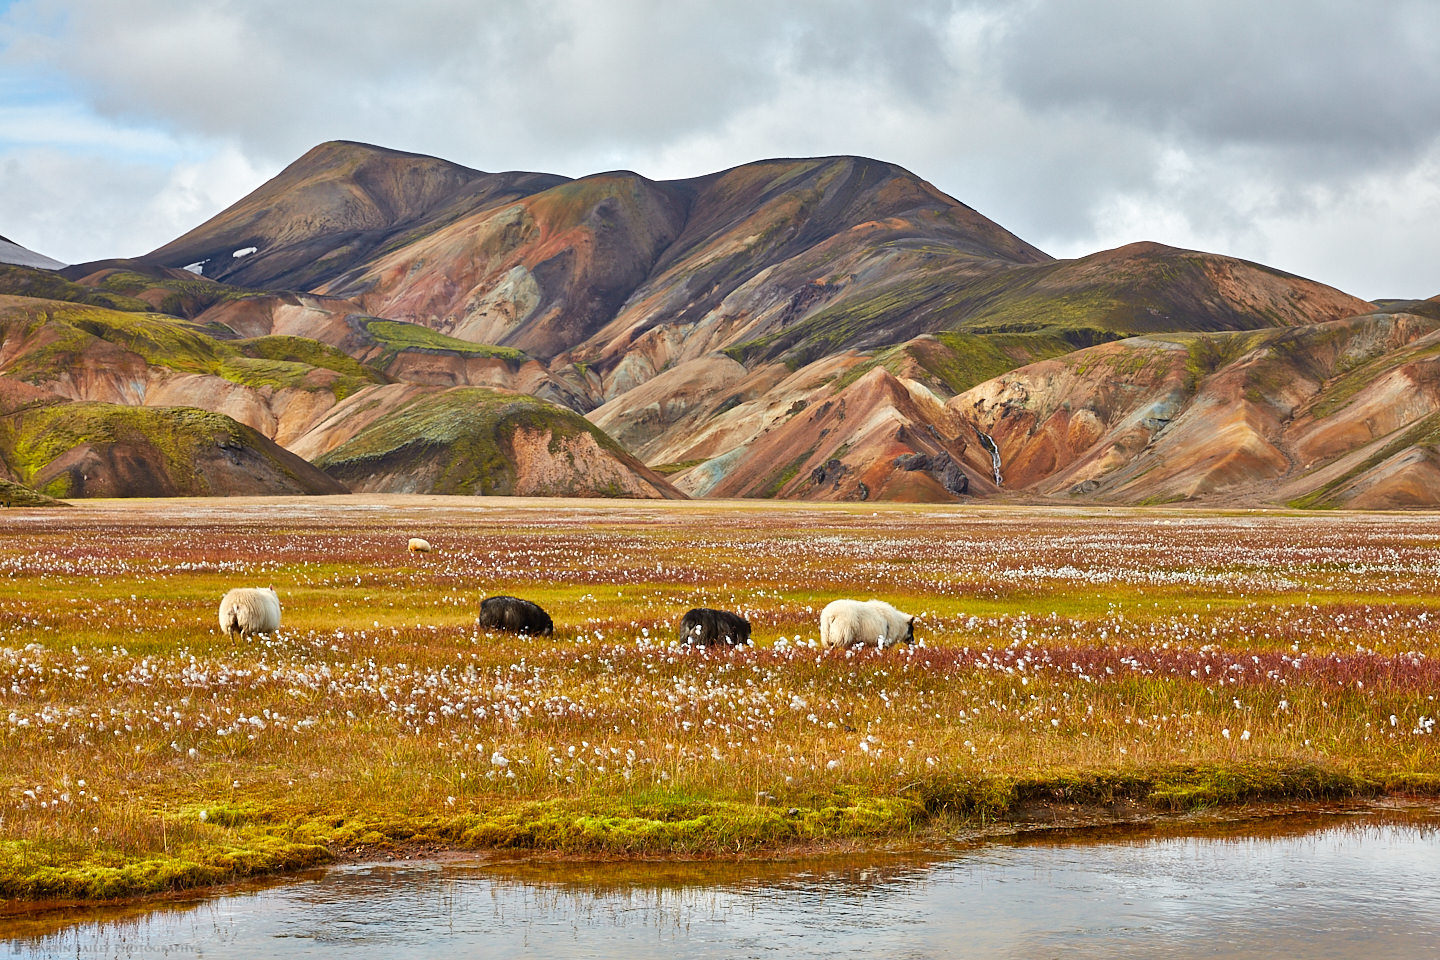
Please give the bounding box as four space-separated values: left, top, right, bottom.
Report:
904 616 916 644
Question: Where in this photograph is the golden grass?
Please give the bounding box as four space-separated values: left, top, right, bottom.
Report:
1 496 1438 899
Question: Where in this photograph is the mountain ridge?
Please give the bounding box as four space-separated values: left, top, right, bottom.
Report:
1 139 1426 506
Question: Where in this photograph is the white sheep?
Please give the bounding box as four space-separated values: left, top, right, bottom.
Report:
218 587 281 639
408 537 434 554
819 599 916 650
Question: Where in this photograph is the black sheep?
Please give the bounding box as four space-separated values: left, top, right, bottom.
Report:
679 607 752 645
478 595 554 636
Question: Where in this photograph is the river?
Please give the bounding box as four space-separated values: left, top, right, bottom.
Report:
4 809 1438 959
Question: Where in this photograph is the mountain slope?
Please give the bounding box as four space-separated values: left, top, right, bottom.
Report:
568 155 1052 381
691 364 992 501
0 263 150 312
0 383 345 498
144 141 568 290
732 241 1372 368
948 306 1440 507
194 292 593 409
322 171 692 358
0 292 677 500
303 386 683 498
143 147 1056 372
0 477 64 506
0 296 385 446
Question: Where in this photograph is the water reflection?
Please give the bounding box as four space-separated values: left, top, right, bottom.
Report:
4 809 1439 959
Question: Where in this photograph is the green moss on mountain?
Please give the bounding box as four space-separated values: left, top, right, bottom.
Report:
921 332 1074 392
729 262 1107 368
735 271 972 367
1167 331 1269 391
757 449 815 498
1307 335 1440 420
0 478 65 507
358 318 527 361
92 269 265 318
6 403 231 489
833 330 1080 396
0 401 342 498
1289 410 1440 509
0 264 150 312
0 301 385 400
315 388 629 495
230 335 388 399
651 458 706 476
729 243 1363 370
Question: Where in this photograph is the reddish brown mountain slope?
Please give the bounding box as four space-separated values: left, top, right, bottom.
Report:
948 306 1440 507
145 141 567 291
322 172 691 359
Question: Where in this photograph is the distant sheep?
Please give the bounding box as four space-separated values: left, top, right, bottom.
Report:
819 599 915 650
218 587 281 640
680 608 752 646
478 595 554 636
408 538 433 554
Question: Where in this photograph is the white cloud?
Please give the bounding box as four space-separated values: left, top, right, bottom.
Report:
1254 150 1440 299
0 0 1436 297
0 144 269 264
1039 140 1440 299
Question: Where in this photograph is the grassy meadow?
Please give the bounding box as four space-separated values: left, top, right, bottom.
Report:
1 496 1438 900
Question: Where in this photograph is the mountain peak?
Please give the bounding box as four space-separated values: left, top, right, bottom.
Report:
143 142 567 290
288 139 484 175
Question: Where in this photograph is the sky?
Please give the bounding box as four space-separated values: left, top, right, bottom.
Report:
1 0 1437 300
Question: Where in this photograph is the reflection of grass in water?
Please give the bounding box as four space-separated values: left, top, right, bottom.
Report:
476 851 939 894
1001 805 1440 851
0 866 328 942
0 499 1438 901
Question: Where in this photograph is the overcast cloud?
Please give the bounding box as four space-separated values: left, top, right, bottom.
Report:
0 0 1436 298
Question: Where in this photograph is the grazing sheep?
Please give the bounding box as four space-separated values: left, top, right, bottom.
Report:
679 608 752 646
478 595 554 636
218 587 281 640
408 537 433 554
819 599 915 650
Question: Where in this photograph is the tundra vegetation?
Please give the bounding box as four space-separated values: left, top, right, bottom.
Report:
0 498 1437 902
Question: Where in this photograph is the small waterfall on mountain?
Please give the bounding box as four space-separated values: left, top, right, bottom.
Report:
975 428 1003 487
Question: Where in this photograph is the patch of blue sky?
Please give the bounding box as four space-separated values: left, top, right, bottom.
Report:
0 0 46 29
0 73 215 173
0 0 204 166
0 95 188 161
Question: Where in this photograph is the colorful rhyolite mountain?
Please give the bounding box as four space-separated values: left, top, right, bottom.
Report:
1 140 1431 506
